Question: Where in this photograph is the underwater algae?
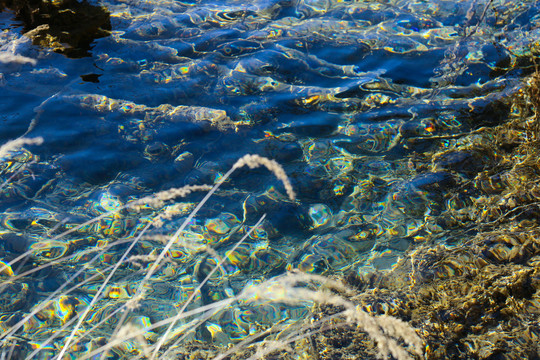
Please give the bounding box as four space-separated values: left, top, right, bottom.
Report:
300 74 540 360
2 0 540 358
3 85 540 359
166 72 540 360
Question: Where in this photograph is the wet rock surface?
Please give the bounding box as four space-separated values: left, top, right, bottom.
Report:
0 0 111 58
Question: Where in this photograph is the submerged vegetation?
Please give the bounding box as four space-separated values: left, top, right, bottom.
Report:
2 76 540 359
161 70 540 360
2 0 540 359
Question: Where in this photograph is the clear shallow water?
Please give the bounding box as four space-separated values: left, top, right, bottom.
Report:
0 0 539 357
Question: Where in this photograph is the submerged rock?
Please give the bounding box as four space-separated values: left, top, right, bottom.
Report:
0 0 111 58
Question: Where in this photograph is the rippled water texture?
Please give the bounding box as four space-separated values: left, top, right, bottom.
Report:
1 0 540 358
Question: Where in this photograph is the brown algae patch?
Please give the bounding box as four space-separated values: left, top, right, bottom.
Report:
165 73 540 360
310 74 540 360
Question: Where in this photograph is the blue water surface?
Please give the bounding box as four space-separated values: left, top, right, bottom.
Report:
0 0 539 357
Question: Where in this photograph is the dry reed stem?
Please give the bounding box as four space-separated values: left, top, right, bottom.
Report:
55 221 154 360
1 183 213 355
0 237 134 294
21 262 146 360
1 153 418 360
75 298 238 360
0 244 130 344
73 271 422 360
114 324 151 358
246 322 345 360
109 155 296 345
130 184 213 209
239 271 423 360
58 155 294 359
232 154 295 201
157 215 267 359
0 137 43 158
212 312 346 360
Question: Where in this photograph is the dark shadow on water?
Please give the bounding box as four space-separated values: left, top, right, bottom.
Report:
0 0 111 58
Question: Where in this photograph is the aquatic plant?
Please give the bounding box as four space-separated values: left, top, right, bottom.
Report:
3 0 540 358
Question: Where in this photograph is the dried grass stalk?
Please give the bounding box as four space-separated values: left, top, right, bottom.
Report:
0 137 43 158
